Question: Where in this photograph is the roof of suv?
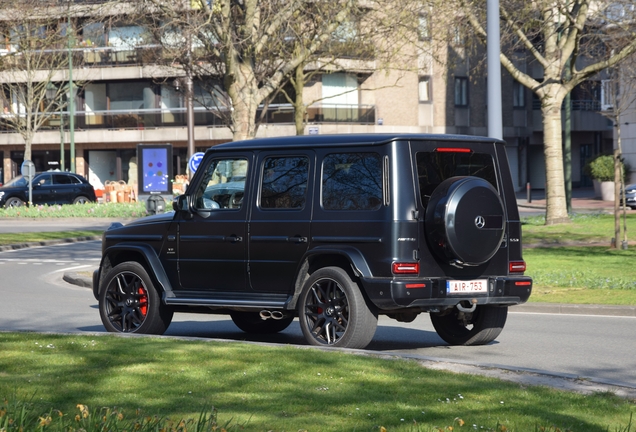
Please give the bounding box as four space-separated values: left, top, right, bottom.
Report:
209 133 505 152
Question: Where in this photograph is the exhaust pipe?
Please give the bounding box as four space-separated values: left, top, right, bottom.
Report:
260 310 285 320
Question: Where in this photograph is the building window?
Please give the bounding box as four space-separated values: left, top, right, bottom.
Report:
418 77 431 102
601 79 615 111
418 14 430 41
452 25 464 45
322 73 358 105
454 77 468 107
513 81 525 108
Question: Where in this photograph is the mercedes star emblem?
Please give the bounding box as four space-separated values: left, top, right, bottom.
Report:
474 215 486 229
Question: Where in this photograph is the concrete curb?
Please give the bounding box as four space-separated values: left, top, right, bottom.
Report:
63 271 94 288
513 302 636 317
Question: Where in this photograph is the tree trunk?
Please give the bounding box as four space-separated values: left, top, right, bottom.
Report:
613 148 621 248
228 63 260 141
23 130 34 162
541 100 570 225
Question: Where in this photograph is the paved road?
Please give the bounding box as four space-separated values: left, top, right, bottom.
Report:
1 240 635 397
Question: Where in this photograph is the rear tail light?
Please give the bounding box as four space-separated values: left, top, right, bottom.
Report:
392 262 420 274
509 261 526 273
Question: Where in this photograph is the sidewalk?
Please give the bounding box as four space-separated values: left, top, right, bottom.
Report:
516 187 619 213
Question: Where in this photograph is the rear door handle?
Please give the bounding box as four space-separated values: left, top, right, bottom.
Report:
288 236 307 243
226 235 243 243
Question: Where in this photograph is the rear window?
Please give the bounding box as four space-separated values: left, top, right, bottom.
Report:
416 151 497 207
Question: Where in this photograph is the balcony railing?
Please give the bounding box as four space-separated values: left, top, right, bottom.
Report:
0 104 376 132
532 99 603 111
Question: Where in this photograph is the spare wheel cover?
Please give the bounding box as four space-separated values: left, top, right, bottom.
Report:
425 176 504 265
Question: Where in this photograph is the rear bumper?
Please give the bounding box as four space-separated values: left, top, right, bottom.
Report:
361 276 532 310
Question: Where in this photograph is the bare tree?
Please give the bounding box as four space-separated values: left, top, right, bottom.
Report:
459 0 636 225
0 0 89 164
136 0 428 141
596 51 636 248
277 1 428 135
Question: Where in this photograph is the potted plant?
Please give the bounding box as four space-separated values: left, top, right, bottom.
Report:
584 154 624 201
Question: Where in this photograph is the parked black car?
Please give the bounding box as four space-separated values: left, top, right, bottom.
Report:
0 171 96 208
94 134 532 348
621 183 636 209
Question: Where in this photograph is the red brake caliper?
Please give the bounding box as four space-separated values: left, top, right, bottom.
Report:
138 287 148 316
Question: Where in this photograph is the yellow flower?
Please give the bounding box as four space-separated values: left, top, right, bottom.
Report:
75 415 81 422
76 404 89 419
380 428 387 432
456 418 465 427
0 409 6 417
39 416 52 427
118 413 125 421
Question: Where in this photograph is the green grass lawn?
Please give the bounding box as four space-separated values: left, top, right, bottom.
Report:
521 212 636 245
0 231 102 246
521 213 636 305
524 246 636 304
0 333 634 432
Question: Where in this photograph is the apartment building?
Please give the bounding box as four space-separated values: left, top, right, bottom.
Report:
0 2 619 195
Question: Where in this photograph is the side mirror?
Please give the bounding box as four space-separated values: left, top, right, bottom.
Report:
173 194 190 212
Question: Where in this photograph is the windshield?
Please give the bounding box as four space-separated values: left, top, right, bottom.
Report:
5 175 28 187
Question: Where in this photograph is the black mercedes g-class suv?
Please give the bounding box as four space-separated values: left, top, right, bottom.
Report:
94 134 532 348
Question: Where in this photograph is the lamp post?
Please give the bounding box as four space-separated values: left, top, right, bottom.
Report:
45 83 64 171
487 0 502 140
173 77 195 179
185 75 195 167
67 9 76 173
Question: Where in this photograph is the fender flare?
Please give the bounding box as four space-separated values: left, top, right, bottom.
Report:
304 245 373 278
95 243 175 301
286 245 373 310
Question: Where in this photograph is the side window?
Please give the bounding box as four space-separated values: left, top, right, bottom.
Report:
36 174 52 186
194 158 247 210
260 156 309 209
322 152 382 211
53 174 72 185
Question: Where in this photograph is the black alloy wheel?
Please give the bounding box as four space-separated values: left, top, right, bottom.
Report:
430 305 508 346
99 262 173 334
298 266 377 349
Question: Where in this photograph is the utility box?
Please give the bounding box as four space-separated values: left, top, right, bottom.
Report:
146 194 166 215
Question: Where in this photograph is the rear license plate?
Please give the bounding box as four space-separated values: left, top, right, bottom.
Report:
446 279 488 294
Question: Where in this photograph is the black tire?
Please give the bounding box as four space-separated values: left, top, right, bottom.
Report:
73 195 91 204
425 176 504 266
4 197 24 208
98 262 173 334
430 305 507 346
298 266 377 349
230 311 294 334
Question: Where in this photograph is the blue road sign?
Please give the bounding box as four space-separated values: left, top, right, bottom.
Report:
188 152 205 173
